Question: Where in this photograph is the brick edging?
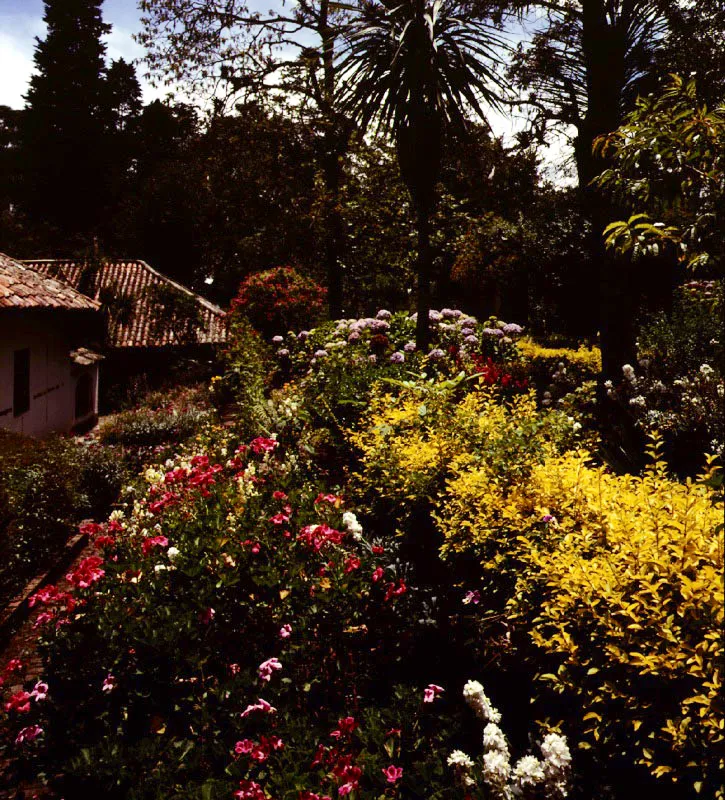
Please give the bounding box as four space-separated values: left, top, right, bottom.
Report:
0 532 89 649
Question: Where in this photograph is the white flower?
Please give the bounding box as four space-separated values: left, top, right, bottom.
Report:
511 755 545 791
483 723 509 755
447 750 475 770
154 564 168 573
699 363 714 379
541 732 571 774
167 546 180 561
483 749 511 786
341 511 363 540
448 750 476 788
463 680 501 723
622 364 635 380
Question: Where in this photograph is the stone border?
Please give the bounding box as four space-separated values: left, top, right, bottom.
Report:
0 531 89 649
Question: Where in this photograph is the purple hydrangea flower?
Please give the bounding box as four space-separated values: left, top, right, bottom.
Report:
460 317 477 328
428 309 442 321
441 308 462 319
376 309 392 320
464 335 478 346
298 330 310 341
276 348 290 358
370 319 390 333
404 341 416 353
460 328 475 338
482 327 504 338
348 331 361 343
368 354 377 364
428 348 446 360
313 350 328 359
502 323 523 335
272 335 284 344
390 351 405 364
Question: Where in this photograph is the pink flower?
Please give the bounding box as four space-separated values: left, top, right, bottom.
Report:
462 590 481 605
30 681 48 701
279 624 292 639
15 725 43 745
235 780 267 800
235 739 254 754
240 698 277 717
142 535 169 557
372 566 384 582
270 512 290 525
384 579 407 601
229 663 241 675
250 437 278 455
258 657 282 682
423 684 444 703
102 674 116 693
273 490 288 500
382 765 403 784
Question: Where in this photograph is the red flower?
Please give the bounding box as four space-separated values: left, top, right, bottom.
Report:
330 716 358 739
250 437 278 455
66 556 105 588
5 690 32 713
384 580 407 602
372 567 384 582
343 556 361 574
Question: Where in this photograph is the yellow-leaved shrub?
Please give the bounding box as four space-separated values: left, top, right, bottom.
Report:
437 439 724 795
348 382 579 531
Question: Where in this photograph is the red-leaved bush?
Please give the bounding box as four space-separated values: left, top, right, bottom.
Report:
231 267 327 337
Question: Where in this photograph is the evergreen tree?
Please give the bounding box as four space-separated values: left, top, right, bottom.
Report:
20 0 112 248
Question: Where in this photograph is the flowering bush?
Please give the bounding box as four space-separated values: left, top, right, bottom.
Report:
606 360 724 467
0 434 470 796
449 679 572 799
437 434 723 795
230 267 327 337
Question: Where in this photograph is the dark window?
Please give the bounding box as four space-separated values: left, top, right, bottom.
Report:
75 373 93 419
13 348 30 417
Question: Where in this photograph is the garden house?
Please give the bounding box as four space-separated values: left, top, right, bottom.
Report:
23 258 229 406
0 252 103 436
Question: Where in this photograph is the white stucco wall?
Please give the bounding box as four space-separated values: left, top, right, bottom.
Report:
0 313 99 437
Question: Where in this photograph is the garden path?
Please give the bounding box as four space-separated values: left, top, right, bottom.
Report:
0 540 98 798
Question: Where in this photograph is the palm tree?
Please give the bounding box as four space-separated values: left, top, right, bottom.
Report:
338 0 507 348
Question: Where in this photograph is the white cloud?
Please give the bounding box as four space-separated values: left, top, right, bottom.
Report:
0 30 36 108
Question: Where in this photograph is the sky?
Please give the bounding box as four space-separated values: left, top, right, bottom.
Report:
0 0 575 181
0 0 165 108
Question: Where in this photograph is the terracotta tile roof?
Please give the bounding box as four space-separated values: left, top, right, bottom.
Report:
24 259 228 348
0 252 101 311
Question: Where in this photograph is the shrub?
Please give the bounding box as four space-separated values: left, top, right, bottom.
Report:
0 433 127 604
350 382 581 541
637 281 723 379
437 436 724 795
230 266 327 338
98 407 210 448
516 339 601 401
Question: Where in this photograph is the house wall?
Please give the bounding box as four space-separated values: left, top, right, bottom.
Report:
0 311 99 437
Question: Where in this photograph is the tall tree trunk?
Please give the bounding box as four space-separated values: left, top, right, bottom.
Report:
319 0 345 320
578 0 636 381
415 206 433 350
322 146 344 319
